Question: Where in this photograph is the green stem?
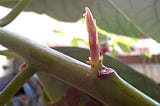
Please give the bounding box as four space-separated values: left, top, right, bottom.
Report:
0 66 36 105
39 66 159 106
0 28 159 105
0 0 31 27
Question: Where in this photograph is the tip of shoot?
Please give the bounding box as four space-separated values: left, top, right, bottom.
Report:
84 7 103 70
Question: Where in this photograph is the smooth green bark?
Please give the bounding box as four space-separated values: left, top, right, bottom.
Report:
0 67 36 105
0 28 159 105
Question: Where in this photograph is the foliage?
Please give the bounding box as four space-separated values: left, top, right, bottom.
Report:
1 0 160 42
0 0 142 38
71 37 89 48
109 0 160 42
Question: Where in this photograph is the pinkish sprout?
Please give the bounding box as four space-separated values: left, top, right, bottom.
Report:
84 7 103 70
84 7 115 77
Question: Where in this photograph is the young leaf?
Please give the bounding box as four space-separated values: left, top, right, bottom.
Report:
84 7 103 70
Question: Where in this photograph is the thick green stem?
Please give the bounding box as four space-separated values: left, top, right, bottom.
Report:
0 28 159 105
0 0 31 27
0 66 36 105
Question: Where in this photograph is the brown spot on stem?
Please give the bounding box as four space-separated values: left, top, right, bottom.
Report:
18 62 26 71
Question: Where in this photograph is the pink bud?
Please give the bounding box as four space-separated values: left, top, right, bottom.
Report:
84 7 100 68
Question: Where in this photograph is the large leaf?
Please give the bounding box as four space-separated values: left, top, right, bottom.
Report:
0 0 142 38
1 0 160 41
54 47 160 102
110 0 160 42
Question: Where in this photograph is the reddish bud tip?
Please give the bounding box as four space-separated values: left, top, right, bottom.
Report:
84 7 102 70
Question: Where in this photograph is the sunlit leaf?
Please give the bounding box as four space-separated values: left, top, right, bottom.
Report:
71 37 89 48
53 29 65 35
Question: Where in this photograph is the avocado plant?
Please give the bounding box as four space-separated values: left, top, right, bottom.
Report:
0 0 160 106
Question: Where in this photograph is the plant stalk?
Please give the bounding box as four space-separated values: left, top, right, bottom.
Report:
0 28 159 105
0 67 36 105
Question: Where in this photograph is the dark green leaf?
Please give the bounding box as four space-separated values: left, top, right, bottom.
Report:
1 0 142 38
110 0 160 42
2 0 160 41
